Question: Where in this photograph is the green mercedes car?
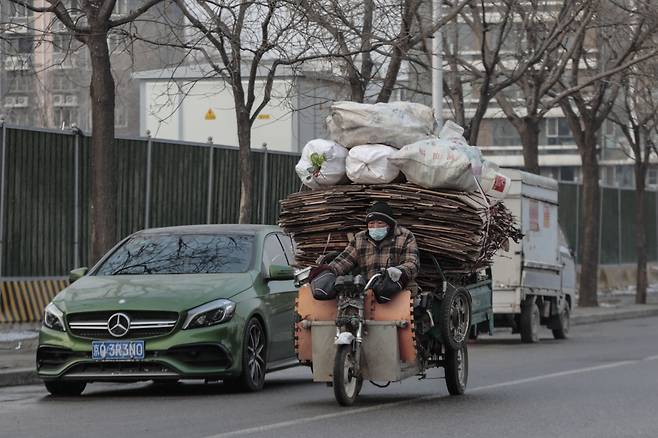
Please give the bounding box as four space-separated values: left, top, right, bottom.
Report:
37 225 300 396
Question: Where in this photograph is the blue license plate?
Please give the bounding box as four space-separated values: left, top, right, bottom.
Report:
92 340 145 361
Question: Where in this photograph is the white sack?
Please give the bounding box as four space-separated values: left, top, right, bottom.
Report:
326 101 437 148
388 138 476 191
346 145 400 184
295 139 349 189
438 121 483 176
479 160 511 200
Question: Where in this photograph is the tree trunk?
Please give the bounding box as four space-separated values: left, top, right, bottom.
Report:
634 160 648 304
520 119 541 174
237 115 253 224
578 132 600 307
88 31 117 264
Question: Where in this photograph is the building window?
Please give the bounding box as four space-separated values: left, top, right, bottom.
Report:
647 168 657 188
560 167 576 182
5 109 31 126
6 72 33 92
114 0 130 15
115 104 128 128
51 73 75 91
52 34 71 53
53 107 79 128
8 36 34 54
491 119 522 146
616 165 634 188
545 118 574 145
6 1 32 17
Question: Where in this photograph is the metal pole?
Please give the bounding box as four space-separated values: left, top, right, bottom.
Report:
206 137 214 224
575 184 580 264
72 124 81 268
432 0 444 128
619 188 622 264
0 117 6 277
260 143 268 225
598 185 603 264
145 130 153 229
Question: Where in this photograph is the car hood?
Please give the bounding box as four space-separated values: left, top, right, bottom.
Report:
53 273 256 314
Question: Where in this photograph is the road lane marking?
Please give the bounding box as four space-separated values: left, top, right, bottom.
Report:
204 355 658 438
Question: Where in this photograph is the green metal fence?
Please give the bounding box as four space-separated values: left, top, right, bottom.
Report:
0 124 300 276
557 182 658 265
0 123 655 277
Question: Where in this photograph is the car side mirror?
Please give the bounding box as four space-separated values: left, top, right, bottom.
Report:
268 265 294 281
69 267 88 284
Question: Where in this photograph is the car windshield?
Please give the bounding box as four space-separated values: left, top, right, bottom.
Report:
95 234 255 275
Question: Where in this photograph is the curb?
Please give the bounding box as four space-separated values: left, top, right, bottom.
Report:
0 367 40 388
572 307 658 326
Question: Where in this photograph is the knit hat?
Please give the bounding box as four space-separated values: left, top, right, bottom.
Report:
365 201 397 228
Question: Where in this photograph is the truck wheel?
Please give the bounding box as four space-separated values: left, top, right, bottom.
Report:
439 287 471 350
445 344 468 395
333 344 361 406
520 301 540 343
552 303 570 340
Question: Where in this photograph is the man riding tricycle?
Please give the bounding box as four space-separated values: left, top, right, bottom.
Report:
293 201 493 406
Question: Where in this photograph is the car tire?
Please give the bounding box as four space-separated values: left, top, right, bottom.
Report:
520 301 540 343
225 318 267 392
551 303 570 340
44 380 86 396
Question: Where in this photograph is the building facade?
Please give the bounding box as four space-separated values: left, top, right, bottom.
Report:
0 0 183 136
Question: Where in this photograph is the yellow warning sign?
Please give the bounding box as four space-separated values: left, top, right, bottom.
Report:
257 114 271 120
205 108 216 120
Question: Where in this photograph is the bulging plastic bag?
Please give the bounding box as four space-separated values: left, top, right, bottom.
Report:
479 160 511 200
388 139 476 191
346 145 400 184
295 139 349 189
438 121 483 176
326 101 437 149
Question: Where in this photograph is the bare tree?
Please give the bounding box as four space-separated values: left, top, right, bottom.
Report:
556 0 657 307
608 59 658 305
441 0 586 145
5 0 167 264
172 0 335 223
297 0 471 103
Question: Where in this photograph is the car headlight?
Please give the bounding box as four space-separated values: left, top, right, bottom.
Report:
43 302 66 332
183 299 236 329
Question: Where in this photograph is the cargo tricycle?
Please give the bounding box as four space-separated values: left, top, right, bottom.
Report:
294 254 493 406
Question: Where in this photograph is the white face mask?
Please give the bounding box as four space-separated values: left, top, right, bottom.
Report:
368 227 389 241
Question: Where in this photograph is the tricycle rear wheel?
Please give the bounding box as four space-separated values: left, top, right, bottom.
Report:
445 344 468 395
439 287 471 350
333 344 361 406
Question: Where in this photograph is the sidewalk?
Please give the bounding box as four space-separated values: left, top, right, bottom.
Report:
2 293 658 388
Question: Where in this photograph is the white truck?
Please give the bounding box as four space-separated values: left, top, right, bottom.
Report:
489 170 576 343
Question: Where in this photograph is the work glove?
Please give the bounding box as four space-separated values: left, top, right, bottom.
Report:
387 267 403 282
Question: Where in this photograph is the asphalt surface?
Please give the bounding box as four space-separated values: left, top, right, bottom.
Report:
1 317 657 438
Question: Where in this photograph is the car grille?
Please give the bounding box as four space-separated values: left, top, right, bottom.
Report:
63 361 179 379
67 311 179 339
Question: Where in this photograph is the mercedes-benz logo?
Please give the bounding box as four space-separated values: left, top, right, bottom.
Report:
107 313 131 338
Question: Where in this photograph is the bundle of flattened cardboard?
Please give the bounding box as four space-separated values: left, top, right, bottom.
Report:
279 184 522 288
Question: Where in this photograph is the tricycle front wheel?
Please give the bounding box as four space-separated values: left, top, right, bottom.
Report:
333 344 362 406
445 344 468 395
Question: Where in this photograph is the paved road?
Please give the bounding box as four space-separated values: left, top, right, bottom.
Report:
1 317 657 438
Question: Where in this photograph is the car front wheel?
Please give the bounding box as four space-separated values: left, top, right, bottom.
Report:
44 380 86 396
225 318 267 392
